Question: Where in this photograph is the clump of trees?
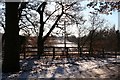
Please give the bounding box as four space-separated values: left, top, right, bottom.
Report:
67 26 119 56
79 26 119 53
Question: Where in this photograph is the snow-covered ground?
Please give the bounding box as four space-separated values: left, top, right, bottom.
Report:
2 57 119 79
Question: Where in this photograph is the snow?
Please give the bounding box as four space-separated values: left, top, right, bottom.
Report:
51 39 78 47
2 57 119 79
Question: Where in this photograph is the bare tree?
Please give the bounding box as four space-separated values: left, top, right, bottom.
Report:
35 1 84 59
0 3 5 33
87 1 120 15
87 13 105 57
2 2 28 73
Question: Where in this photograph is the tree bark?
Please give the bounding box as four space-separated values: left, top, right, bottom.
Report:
37 13 63 59
89 30 94 57
37 36 44 59
2 2 20 73
37 2 46 59
37 2 63 59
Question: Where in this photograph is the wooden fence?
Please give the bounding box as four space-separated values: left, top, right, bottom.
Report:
20 46 120 59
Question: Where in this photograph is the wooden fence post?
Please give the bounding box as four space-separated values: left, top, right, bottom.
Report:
52 47 55 59
102 48 105 58
66 47 69 58
23 46 26 59
78 47 82 57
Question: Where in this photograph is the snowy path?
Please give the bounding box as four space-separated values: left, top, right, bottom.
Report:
2 57 120 79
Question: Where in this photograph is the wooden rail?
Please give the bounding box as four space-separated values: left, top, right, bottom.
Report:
20 46 120 59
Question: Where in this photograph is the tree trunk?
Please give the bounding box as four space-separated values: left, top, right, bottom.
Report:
78 37 82 57
36 2 63 59
89 40 93 57
2 2 20 73
37 2 45 59
89 30 94 57
37 36 44 59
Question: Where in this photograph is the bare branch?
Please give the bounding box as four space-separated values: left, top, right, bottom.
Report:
43 11 64 41
44 7 61 24
0 21 5 31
